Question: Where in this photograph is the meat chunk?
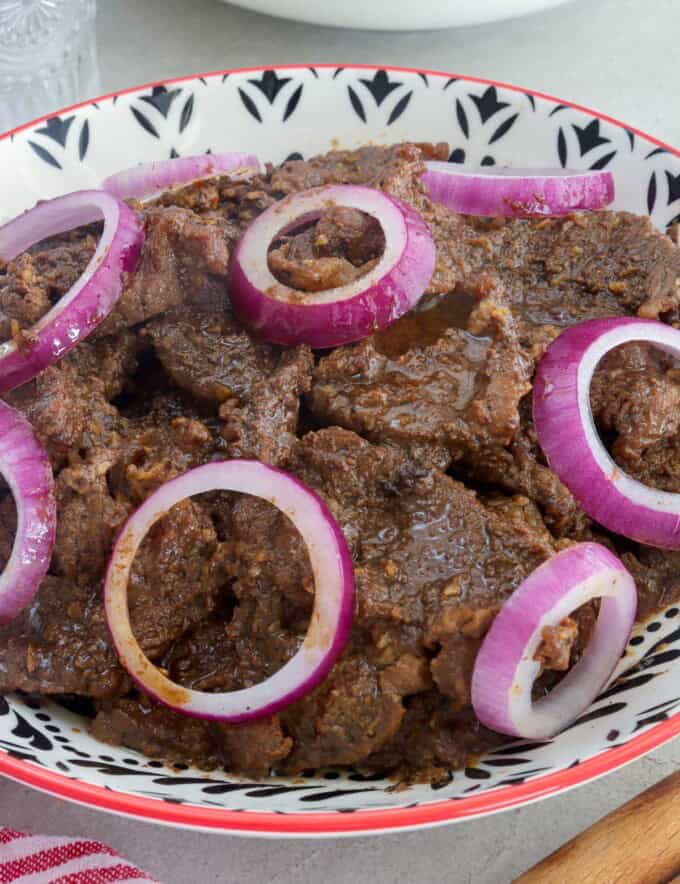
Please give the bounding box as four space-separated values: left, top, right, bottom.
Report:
92 696 221 769
459 397 591 539
52 452 130 586
267 207 384 292
98 206 231 334
310 281 530 470
424 207 680 360
623 548 680 619
219 345 313 466
145 309 279 405
271 143 430 209
591 342 680 492
0 577 125 698
3 341 121 468
0 230 97 338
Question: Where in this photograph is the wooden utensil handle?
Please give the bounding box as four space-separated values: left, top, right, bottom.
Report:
515 769 680 884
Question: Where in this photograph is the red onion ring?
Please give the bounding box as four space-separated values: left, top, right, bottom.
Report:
0 401 55 624
0 190 144 392
471 543 637 740
102 153 260 201
229 184 435 347
422 163 615 217
104 460 355 722
534 318 680 548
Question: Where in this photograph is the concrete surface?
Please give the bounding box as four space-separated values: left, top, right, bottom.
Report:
3 0 680 881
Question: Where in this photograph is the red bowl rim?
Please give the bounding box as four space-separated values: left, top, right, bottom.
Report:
1 63 679 836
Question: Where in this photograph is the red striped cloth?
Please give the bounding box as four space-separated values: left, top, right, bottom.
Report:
0 827 159 883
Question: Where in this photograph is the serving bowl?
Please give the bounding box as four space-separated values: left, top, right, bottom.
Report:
1 64 679 838
221 0 574 31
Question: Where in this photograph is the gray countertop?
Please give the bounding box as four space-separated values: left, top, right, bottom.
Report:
3 0 680 881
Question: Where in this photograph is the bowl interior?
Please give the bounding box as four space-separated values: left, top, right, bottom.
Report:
1 65 680 833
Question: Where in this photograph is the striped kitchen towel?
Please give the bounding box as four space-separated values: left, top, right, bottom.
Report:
0 827 158 883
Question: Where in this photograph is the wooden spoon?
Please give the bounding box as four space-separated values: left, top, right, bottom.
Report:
515 769 680 883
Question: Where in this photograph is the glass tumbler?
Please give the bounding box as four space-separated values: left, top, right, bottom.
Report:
0 0 100 133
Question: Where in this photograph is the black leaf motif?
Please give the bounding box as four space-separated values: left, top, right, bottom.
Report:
347 770 388 782
525 93 536 110
131 107 160 138
647 173 657 214
283 84 303 122
300 788 376 802
572 119 610 156
563 702 627 731
0 696 9 715
489 112 519 145
36 115 74 146
360 70 401 106
549 104 566 116
634 710 672 731
638 696 680 716
481 155 495 166
201 782 265 794
78 120 89 161
199 77 207 85
169 148 179 159
11 712 52 750
238 88 262 123
470 87 510 123
0 746 40 764
647 625 680 655
28 141 61 169
607 729 620 741
489 741 551 755
464 767 491 779
348 86 366 123
417 73 428 85
665 171 680 204
645 147 667 160
590 150 617 170
140 85 181 118
667 213 680 230
387 91 412 125
246 785 317 798
598 671 657 701
308 66 319 78
464 784 482 793
640 648 680 668
69 758 156 776
91 101 100 109
443 77 458 90
557 127 568 168
456 99 469 139
112 95 118 105
625 130 635 149
249 70 291 103
430 772 453 790
285 151 303 162
483 757 531 767
333 67 344 79
221 73 230 83
179 94 194 133
449 148 465 163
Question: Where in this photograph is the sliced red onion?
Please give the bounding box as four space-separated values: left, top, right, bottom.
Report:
230 184 435 347
471 543 637 740
0 401 55 624
534 317 680 548
104 460 355 722
102 153 260 201
422 163 615 217
0 190 143 392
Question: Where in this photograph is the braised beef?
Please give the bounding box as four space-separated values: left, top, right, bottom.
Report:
1 141 679 782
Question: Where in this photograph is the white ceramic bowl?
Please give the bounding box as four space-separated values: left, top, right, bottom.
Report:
222 0 574 31
1 65 679 838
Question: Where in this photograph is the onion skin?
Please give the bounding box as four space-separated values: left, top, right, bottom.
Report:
104 460 355 723
533 317 680 548
102 153 260 201
422 162 615 217
230 184 435 348
471 543 637 740
0 401 55 624
0 190 144 392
